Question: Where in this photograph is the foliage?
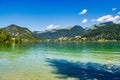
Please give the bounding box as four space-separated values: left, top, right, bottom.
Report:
15 37 22 43
83 24 120 41
0 29 12 43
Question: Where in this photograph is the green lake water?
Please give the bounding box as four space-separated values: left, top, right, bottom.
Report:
0 42 120 80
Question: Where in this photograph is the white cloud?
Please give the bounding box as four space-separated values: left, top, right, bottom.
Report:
97 15 112 22
112 8 117 11
117 11 120 15
47 24 59 29
96 15 120 23
79 9 88 15
81 19 88 23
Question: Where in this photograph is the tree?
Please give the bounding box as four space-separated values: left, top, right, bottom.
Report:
15 37 22 43
74 36 81 41
0 29 12 43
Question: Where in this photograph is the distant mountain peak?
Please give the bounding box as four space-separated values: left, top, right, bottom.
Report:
8 24 19 27
7 24 27 29
71 25 83 30
100 21 114 25
72 25 82 28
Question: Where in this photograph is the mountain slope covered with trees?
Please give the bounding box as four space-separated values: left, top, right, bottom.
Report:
83 24 120 41
33 25 85 39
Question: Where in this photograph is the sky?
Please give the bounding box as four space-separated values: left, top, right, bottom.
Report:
0 0 120 31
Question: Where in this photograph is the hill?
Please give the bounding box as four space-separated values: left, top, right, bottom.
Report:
83 24 120 41
86 21 114 32
2 24 37 39
33 25 85 39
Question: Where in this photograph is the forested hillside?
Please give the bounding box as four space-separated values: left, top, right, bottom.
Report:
83 24 120 41
33 25 85 39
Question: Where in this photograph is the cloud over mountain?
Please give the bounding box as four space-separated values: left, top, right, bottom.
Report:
96 15 120 23
81 19 88 23
47 24 59 29
79 9 88 15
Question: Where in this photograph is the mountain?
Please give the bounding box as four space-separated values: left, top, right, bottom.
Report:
2 24 37 39
1 22 118 41
86 21 114 31
83 24 120 41
33 25 85 39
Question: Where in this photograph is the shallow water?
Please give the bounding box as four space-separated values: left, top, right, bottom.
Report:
0 42 120 80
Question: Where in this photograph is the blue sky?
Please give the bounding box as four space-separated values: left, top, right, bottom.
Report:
0 0 120 31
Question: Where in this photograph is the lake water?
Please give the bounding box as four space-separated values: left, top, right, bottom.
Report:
0 42 120 80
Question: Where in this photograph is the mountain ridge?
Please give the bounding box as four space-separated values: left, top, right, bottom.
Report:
33 25 85 39
33 22 115 39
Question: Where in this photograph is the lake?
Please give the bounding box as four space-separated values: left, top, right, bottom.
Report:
0 42 120 80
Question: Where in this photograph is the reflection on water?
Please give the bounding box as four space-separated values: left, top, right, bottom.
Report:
46 58 120 80
0 42 120 80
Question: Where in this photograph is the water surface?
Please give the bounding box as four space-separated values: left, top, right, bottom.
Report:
0 42 120 80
